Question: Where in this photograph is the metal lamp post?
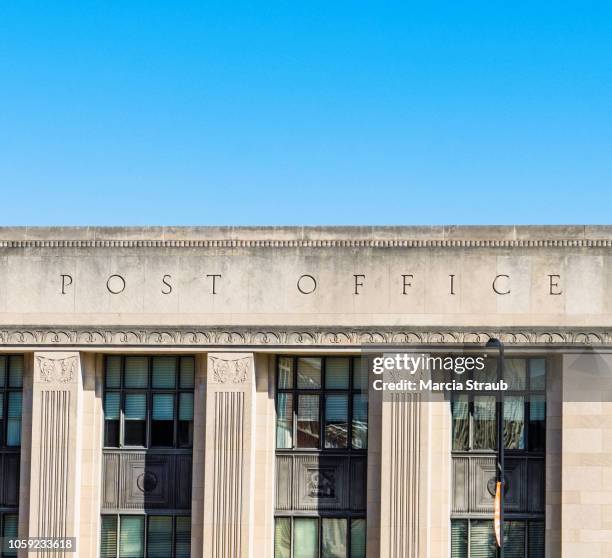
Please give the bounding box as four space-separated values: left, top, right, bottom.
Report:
486 337 505 558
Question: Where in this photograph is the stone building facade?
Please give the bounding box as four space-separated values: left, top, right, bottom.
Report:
0 225 610 557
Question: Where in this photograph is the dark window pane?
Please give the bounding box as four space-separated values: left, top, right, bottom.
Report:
504 396 525 449
175 516 191 558
274 517 291 558
528 521 545 558
179 357 195 389
469 520 496 558
294 518 318 558
325 358 349 389
451 519 468 558
125 357 148 388
178 421 193 448
147 516 173 558
322 518 347 558
152 357 176 388
278 357 294 389
105 356 122 388
100 516 118 558
473 396 497 450
529 396 546 452
529 359 546 391
276 394 293 449
105 421 120 447
8 356 23 388
350 519 366 558
124 421 146 446
119 515 144 558
297 395 320 448
297 358 321 389
325 395 348 449
151 421 174 447
452 396 469 451
503 520 526 558
352 394 368 449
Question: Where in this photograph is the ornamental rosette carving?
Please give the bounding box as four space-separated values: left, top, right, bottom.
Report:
36 355 77 383
209 356 251 384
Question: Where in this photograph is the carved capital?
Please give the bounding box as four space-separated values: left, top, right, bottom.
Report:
35 355 78 384
209 355 251 384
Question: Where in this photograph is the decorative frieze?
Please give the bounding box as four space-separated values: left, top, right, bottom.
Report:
0 326 611 347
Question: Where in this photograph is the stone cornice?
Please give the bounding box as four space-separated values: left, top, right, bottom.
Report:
0 326 611 347
1 239 612 248
0 226 611 249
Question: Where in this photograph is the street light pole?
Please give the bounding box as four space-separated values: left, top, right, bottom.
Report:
487 337 505 558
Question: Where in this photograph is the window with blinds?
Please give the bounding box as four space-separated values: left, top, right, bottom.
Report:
0 356 23 448
274 517 366 558
276 356 368 452
275 356 367 558
103 355 195 448
451 358 546 558
100 514 191 558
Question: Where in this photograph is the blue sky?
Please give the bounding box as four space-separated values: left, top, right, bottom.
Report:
1 2 611 225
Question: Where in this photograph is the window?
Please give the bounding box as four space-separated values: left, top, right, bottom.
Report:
275 356 367 558
276 357 368 451
451 519 544 558
451 358 546 453
0 356 23 448
451 358 546 558
100 514 191 558
104 356 195 448
0 513 18 558
274 517 366 558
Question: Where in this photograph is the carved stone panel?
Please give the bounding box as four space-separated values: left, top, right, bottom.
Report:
293 455 349 511
275 455 293 511
102 452 192 511
452 457 469 513
470 456 526 513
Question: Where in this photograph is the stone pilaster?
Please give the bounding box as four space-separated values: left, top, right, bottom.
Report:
378 391 432 558
28 352 83 557
202 352 255 558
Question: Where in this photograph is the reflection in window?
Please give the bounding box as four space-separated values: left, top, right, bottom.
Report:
297 395 320 448
473 396 496 450
504 396 525 450
325 395 348 449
